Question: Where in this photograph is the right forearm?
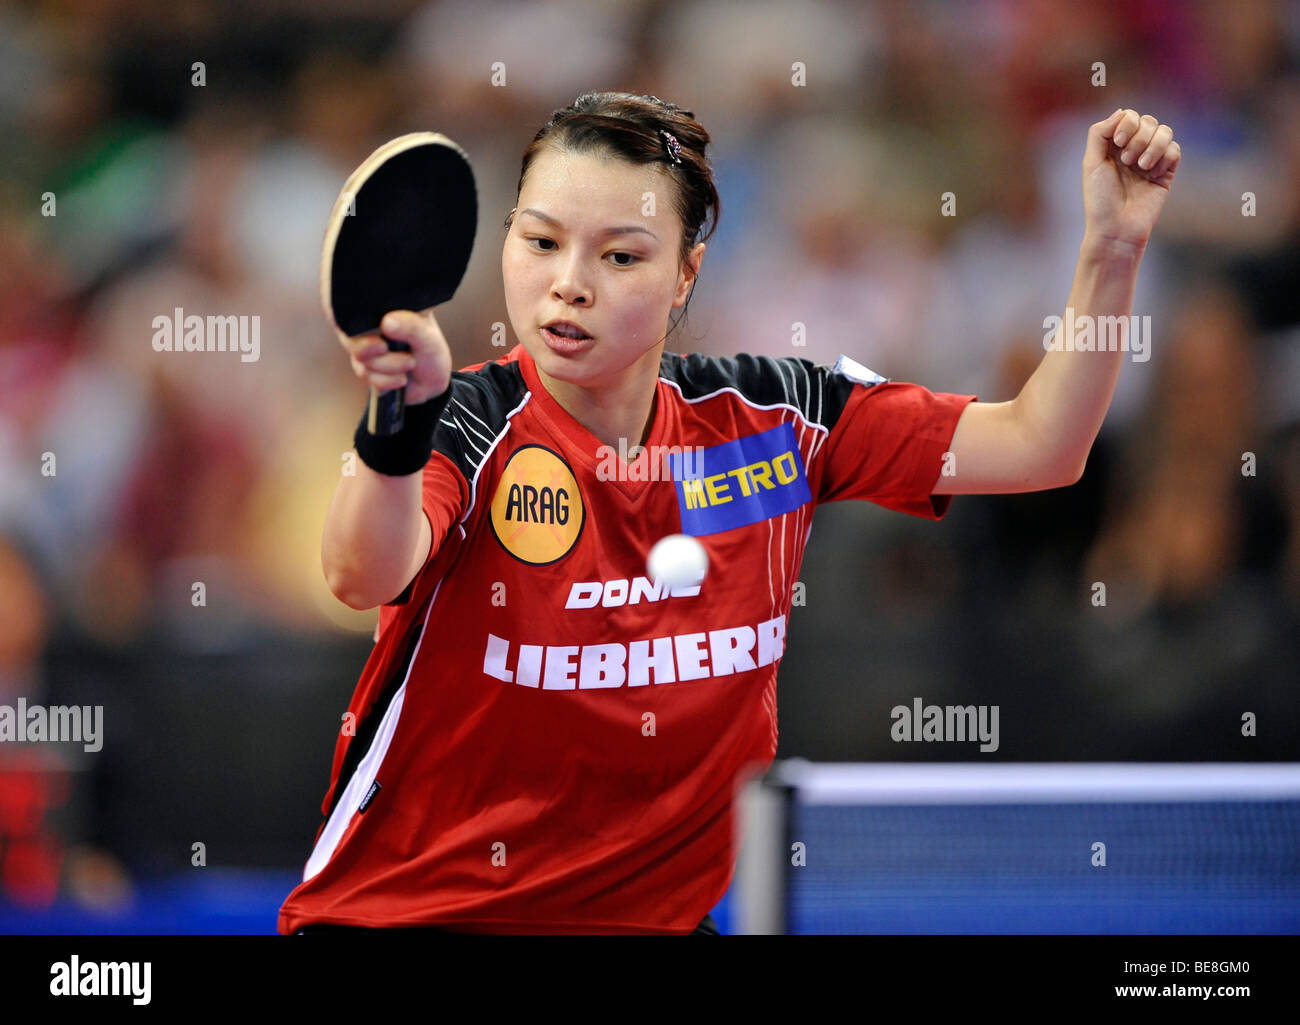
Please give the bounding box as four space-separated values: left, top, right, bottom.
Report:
322 460 424 609
327 308 453 608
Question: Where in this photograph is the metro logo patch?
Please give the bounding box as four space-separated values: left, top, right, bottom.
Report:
490 444 585 564
668 422 811 536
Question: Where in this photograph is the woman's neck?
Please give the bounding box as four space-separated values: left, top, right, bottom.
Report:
537 343 663 452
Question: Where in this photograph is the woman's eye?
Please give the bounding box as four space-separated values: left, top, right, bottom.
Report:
525 238 638 266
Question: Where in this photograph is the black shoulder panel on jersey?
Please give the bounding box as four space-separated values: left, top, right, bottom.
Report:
660 351 867 432
429 358 527 480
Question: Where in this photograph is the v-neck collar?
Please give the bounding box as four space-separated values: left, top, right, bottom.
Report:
514 345 673 499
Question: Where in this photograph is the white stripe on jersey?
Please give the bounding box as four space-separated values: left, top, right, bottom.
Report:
656 377 832 439
451 399 495 447
765 516 775 610
459 390 532 526
444 417 487 460
452 398 495 439
302 576 446 883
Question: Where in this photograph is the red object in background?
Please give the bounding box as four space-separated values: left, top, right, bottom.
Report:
0 753 71 908
2 836 63 908
114 384 261 571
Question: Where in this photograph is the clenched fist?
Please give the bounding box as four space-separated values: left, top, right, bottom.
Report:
338 308 453 406
1083 108 1182 251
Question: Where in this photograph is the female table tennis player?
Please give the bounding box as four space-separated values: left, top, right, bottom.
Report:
280 93 1179 934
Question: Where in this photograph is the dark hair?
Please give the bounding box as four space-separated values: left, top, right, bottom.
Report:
507 91 720 335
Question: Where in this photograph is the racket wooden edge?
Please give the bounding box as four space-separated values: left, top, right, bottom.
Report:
318 131 473 336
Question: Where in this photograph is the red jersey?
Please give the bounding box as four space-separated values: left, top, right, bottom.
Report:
278 344 977 934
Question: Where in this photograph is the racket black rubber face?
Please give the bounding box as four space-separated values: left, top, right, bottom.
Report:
322 134 477 435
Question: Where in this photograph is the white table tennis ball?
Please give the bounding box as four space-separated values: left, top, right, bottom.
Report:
647 534 709 588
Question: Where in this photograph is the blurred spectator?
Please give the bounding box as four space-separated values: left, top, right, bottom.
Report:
1078 278 1291 741
0 532 132 911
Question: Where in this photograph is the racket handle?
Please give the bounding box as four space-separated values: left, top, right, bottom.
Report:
366 336 412 435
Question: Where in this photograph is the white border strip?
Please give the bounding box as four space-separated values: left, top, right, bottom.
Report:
658 377 830 438
771 762 1300 805
302 578 445 882
458 389 530 525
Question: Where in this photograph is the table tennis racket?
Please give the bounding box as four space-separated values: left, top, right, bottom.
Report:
321 132 477 435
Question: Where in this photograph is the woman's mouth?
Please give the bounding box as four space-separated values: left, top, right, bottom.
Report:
541 324 594 354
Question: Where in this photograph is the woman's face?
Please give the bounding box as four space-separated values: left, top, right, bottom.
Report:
503 145 703 389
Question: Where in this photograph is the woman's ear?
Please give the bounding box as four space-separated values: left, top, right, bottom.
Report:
504 207 518 231
676 242 706 304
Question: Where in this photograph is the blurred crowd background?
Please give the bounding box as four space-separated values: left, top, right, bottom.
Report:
0 0 1297 924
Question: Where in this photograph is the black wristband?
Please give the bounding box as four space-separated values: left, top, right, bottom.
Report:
353 386 451 476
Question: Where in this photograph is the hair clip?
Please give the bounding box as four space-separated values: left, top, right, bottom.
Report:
661 130 682 165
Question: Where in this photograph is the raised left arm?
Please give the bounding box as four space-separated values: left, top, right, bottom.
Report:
934 108 1181 495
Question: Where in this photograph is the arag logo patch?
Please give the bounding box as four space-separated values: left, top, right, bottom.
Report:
491 444 585 564
668 422 811 536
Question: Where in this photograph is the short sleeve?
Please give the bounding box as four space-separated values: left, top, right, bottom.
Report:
817 380 978 519
421 450 469 552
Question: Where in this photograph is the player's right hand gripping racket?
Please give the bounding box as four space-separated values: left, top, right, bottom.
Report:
321 133 477 435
